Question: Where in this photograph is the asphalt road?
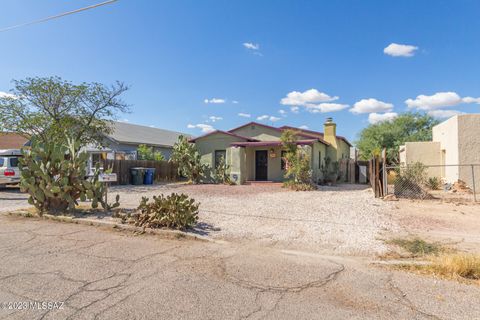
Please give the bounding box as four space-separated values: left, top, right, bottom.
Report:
0 214 479 320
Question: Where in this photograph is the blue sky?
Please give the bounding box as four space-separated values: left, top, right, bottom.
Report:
1 0 480 143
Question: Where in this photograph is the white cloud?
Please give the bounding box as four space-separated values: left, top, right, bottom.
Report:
187 123 214 133
280 89 338 106
238 113 251 118
350 98 394 114
462 97 480 104
208 116 223 122
427 109 465 119
232 100 239 104
405 92 480 110
243 42 259 50
0 91 17 99
383 43 418 57
299 125 309 129
204 98 226 104
290 106 299 113
306 103 349 113
368 112 398 124
279 109 287 116
257 115 281 122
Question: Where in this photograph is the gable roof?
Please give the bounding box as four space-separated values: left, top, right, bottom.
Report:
279 125 352 147
188 130 259 143
0 132 29 149
108 122 189 148
228 122 330 146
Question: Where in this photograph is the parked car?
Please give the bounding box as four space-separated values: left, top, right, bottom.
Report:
0 149 22 188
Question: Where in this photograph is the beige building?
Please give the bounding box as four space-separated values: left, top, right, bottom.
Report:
190 118 352 185
399 114 480 187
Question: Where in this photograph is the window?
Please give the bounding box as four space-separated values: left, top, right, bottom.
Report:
318 151 322 169
0 158 4 167
9 157 19 167
281 151 287 170
214 150 226 168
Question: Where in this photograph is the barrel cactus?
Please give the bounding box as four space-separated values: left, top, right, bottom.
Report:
20 138 120 214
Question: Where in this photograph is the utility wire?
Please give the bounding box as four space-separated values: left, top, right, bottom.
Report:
0 0 118 33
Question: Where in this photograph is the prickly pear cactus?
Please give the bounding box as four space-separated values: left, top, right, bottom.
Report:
20 138 120 214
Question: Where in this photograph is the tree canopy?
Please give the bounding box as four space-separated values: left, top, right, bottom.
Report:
0 77 129 147
356 112 439 163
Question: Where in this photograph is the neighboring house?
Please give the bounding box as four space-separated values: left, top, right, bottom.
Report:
0 132 29 149
85 121 188 173
189 118 352 185
399 114 480 187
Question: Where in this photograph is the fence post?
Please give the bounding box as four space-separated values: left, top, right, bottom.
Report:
472 165 477 202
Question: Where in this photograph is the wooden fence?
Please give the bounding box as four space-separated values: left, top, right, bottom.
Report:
368 152 386 198
102 159 178 185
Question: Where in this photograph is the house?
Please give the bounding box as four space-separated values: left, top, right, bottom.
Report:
399 114 480 187
189 118 352 184
85 121 188 172
0 132 29 149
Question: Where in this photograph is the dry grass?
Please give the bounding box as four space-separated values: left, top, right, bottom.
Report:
386 236 480 284
427 254 480 281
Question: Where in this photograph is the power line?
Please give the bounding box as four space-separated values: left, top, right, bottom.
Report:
0 0 118 33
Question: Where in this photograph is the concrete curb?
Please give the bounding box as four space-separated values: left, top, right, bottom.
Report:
7 210 212 242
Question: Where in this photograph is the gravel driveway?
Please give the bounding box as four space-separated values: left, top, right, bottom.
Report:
111 183 398 255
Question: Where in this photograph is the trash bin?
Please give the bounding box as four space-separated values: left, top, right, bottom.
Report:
130 167 145 185
144 168 155 185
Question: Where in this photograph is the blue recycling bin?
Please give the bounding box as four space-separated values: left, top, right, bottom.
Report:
144 168 155 185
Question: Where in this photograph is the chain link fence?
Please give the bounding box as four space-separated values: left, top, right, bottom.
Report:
384 163 479 203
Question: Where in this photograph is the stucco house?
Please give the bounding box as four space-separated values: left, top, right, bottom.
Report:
189 118 352 184
399 114 480 187
85 121 188 173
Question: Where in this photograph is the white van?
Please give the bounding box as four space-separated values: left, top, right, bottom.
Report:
0 149 22 187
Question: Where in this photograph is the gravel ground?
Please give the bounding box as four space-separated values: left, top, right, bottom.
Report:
0 187 29 212
110 183 399 255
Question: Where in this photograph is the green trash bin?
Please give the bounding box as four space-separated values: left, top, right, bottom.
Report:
130 167 145 185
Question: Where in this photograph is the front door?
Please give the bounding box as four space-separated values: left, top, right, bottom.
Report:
255 150 268 181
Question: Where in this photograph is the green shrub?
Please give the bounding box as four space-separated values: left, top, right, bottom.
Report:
280 129 314 190
170 136 207 183
213 155 233 185
132 193 199 230
20 138 119 214
137 144 165 161
427 177 441 190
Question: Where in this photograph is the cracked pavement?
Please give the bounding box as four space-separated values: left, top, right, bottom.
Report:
0 214 479 319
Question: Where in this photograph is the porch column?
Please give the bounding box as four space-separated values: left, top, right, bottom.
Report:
229 146 246 185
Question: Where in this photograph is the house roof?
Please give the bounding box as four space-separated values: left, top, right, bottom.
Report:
188 130 259 143
231 139 317 147
0 132 29 149
228 122 331 146
279 125 352 147
108 121 189 148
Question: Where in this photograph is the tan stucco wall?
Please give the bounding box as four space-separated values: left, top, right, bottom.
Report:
401 141 442 179
230 125 282 141
433 116 459 182
336 139 351 160
311 141 327 182
456 115 480 188
194 132 245 182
